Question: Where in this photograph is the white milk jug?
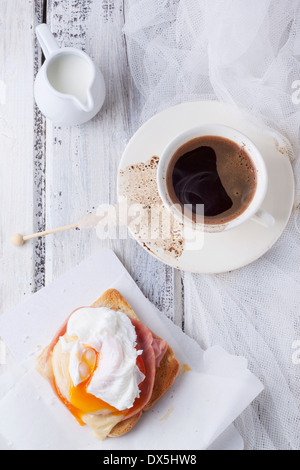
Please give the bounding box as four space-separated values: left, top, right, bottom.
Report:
34 24 106 126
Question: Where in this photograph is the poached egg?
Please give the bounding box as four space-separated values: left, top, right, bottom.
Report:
58 307 145 414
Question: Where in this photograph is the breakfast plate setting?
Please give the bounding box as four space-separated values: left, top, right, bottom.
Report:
2 0 299 452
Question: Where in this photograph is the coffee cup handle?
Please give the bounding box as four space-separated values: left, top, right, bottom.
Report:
251 209 275 228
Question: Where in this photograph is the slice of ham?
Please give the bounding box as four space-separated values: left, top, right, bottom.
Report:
124 318 167 420
152 334 168 368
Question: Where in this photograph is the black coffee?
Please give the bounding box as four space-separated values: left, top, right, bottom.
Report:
166 136 257 225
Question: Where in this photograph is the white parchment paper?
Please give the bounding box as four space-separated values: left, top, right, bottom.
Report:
0 248 263 450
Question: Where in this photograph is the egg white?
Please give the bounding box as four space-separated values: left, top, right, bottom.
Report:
59 307 145 411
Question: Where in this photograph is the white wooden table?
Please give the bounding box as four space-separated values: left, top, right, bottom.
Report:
0 0 184 327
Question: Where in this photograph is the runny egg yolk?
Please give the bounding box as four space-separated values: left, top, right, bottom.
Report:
53 344 146 426
68 347 121 422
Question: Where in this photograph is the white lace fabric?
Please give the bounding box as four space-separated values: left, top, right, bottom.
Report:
124 0 300 450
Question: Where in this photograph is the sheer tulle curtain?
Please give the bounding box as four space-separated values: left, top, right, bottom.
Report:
124 0 300 449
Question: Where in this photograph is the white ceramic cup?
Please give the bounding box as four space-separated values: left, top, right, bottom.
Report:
157 124 275 232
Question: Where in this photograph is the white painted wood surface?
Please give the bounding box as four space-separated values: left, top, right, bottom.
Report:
0 0 184 326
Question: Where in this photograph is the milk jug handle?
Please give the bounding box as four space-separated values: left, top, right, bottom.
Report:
36 24 59 58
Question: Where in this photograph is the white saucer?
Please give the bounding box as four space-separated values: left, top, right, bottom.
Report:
117 101 295 273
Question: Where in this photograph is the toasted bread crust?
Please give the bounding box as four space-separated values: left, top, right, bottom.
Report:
90 289 180 437
91 289 138 321
143 345 179 412
108 410 143 437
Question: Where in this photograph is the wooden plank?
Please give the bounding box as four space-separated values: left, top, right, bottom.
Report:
44 0 111 284
43 0 184 323
33 0 47 292
0 0 43 314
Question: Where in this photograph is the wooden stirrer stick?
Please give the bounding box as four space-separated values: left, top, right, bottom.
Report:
11 223 79 247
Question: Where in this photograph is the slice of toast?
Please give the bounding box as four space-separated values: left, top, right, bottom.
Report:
91 289 180 437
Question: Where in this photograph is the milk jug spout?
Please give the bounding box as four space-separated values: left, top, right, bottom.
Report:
76 90 95 113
